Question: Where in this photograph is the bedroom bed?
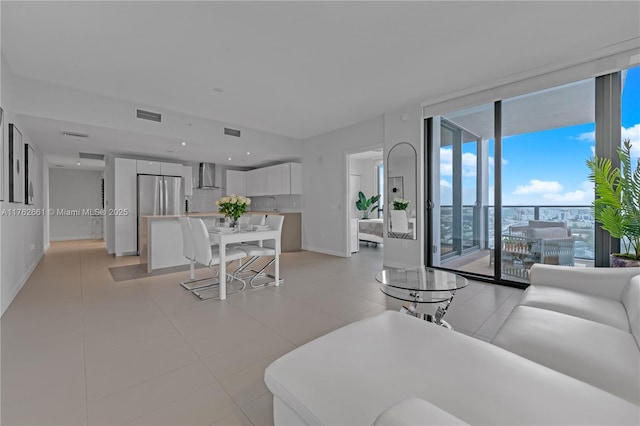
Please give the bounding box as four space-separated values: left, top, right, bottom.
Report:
358 218 383 247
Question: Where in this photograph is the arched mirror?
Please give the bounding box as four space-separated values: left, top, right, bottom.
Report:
387 142 417 239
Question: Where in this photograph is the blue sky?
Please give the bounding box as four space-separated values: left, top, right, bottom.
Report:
441 66 640 206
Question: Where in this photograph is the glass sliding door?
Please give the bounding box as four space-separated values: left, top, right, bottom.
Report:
428 104 495 277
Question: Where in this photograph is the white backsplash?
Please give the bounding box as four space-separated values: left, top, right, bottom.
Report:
249 194 301 212
187 188 222 213
186 190 301 213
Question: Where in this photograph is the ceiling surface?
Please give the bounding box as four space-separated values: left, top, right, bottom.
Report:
2 1 639 168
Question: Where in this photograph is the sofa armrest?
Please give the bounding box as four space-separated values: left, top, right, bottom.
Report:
374 398 468 426
529 264 640 301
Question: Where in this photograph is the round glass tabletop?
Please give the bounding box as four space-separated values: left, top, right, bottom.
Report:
375 267 468 293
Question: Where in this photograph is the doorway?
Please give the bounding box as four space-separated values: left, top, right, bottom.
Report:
346 147 384 259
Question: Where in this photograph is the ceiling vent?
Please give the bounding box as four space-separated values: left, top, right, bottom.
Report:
136 108 162 123
79 152 105 161
224 127 241 137
61 131 89 138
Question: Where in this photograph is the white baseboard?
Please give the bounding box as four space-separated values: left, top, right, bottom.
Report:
303 245 347 258
1 250 44 317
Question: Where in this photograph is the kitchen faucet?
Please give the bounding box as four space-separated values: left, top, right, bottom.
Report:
268 196 277 212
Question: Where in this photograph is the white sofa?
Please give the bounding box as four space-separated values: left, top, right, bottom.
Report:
264 265 640 425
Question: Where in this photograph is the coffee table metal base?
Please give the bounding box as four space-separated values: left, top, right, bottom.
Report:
399 300 453 329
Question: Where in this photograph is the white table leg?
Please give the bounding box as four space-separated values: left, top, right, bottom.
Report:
219 237 227 300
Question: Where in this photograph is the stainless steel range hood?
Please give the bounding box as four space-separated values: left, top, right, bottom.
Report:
198 162 219 189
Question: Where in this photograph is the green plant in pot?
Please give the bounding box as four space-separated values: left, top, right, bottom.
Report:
356 191 380 219
586 139 640 267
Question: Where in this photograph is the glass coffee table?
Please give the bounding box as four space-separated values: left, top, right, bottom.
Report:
376 267 468 329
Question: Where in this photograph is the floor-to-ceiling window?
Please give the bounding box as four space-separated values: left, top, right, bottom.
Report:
620 65 640 257
426 66 637 285
500 78 596 282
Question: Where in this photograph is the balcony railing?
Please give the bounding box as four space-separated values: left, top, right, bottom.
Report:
439 205 594 261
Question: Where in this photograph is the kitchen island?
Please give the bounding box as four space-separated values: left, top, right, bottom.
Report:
140 211 301 272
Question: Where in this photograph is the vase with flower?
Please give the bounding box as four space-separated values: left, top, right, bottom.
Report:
215 194 251 228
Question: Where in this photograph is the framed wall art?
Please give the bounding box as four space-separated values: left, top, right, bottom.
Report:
9 123 24 203
388 176 404 203
25 143 35 205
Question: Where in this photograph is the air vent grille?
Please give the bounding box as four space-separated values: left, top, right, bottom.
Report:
79 152 105 160
224 127 241 137
61 131 89 138
136 108 162 123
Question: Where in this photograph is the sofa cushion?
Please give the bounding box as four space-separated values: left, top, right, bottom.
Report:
519 285 630 331
622 275 640 348
492 305 640 405
264 311 639 425
374 398 467 426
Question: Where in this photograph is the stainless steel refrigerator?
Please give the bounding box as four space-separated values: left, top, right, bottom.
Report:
137 174 184 254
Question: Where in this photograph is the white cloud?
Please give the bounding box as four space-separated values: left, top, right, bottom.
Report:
513 180 563 195
577 124 639 159
440 179 451 188
622 123 640 160
577 131 595 142
440 147 506 177
543 190 588 203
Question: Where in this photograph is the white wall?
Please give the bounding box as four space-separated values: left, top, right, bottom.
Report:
49 168 103 241
301 116 384 256
301 104 424 267
383 105 424 269
1 55 46 315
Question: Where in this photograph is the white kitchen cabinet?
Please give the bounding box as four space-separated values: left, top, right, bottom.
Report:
114 158 138 255
183 166 193 196
290 162 302 194
136 160 183 177
280 163 292 194
245 162 302 196
160 162 183 176
137 160 161 175
266 165 283 195
245 169 259 196
226 170 246 195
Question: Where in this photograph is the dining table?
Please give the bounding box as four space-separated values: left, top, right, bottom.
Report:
208 226 281 300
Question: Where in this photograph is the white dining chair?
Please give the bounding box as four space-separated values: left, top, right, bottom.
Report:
178 216 218 291
188 218 248 300
234 214 285 288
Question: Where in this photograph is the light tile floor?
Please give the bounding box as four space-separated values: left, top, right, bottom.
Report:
1 240 523 425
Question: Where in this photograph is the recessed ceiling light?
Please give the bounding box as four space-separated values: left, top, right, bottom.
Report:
213 88 223 93
228 157 232 161
246 152 251 155
76 161 81 166
180 141 187 146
